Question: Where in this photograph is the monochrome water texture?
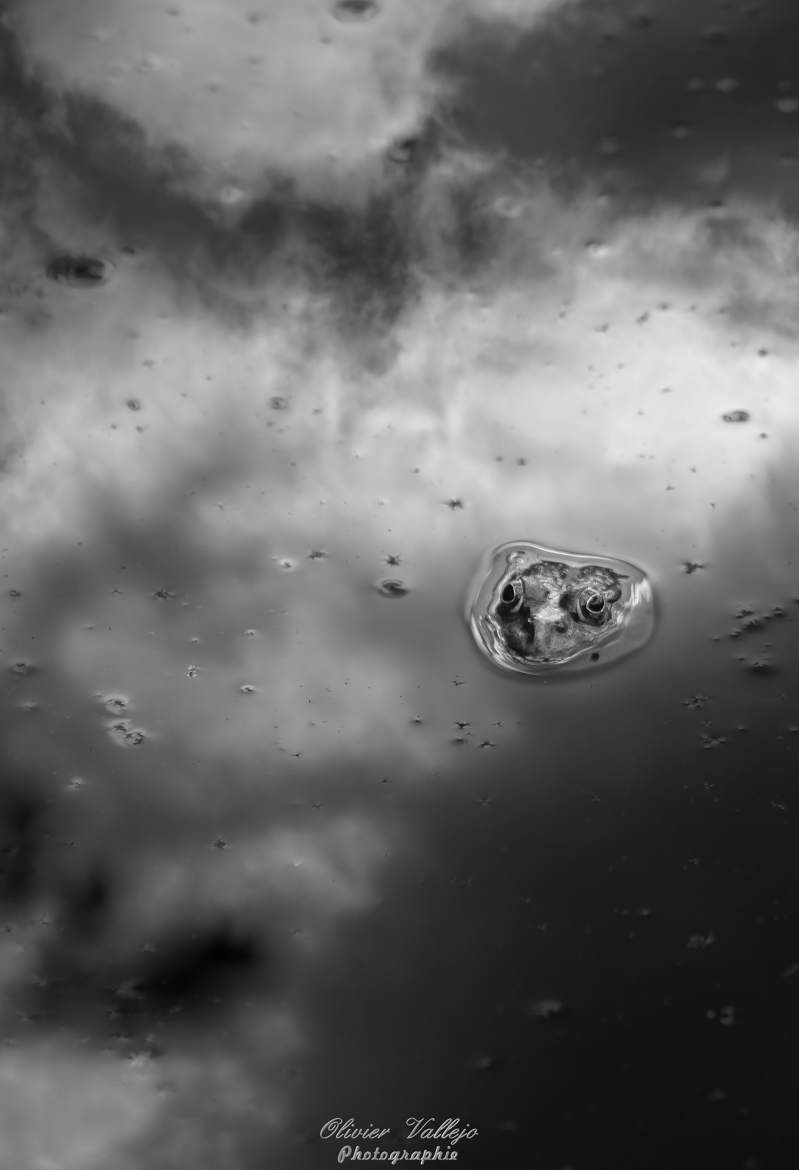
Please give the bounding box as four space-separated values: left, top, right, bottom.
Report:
0 0 799 1165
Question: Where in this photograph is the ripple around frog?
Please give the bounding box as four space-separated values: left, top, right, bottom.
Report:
466 540 656 677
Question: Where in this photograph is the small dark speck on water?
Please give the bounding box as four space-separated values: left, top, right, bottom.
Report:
333 0 379 20
126 398 142 411
46 254 109 288
376 578 408 597
109 721 145 747
682 694 710 710
308 549 328 560
682 561 705 574
721 409 750 423
740 657 777 675
387 138 417 165
152 589 174 600
103 694 129 715
445 499 464 510
269 396 289 411
701 732 727 749
385 554 401 566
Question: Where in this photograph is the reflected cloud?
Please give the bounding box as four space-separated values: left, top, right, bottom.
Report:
0 1044 161 1170
5 0 567 206
0 162 798 777
1 4 799 1161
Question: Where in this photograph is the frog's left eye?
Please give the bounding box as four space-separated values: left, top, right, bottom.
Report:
498 578 525 614
576 588 608 624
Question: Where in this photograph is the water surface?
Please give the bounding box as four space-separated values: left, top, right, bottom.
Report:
1 0 799 1166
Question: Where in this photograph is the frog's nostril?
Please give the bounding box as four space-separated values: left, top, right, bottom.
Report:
554 620 568 634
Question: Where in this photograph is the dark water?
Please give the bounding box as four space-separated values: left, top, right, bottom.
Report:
1 0 799 1166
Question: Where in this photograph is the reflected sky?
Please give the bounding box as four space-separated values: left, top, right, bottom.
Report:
1 0 799 1164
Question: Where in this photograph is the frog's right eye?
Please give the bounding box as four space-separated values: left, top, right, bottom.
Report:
499 578 525 614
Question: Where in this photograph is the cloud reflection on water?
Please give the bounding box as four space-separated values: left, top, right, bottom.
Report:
1 0 799 1162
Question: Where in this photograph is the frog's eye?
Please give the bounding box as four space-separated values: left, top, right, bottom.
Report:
498 578 525 614
576 588 608 624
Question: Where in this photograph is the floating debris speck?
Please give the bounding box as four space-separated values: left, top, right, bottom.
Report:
102 694 130 715
387 137 417 165
741 657 777 675
46 254 111 288
108 720 146 747
333 0 379 20
682 694 709 710
701 732 727 750
721 409 750 423
376 578 409 598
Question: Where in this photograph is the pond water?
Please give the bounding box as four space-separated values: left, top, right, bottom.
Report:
1 0 799 1165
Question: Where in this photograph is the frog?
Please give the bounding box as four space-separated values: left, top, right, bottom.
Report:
466 541 655 676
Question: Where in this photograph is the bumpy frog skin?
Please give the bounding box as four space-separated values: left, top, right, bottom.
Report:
467 541 655 676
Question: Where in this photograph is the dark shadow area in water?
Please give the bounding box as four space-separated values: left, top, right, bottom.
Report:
0 785 46 904
3 913 272 1060
290 677 799 1158
434 0 799 214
